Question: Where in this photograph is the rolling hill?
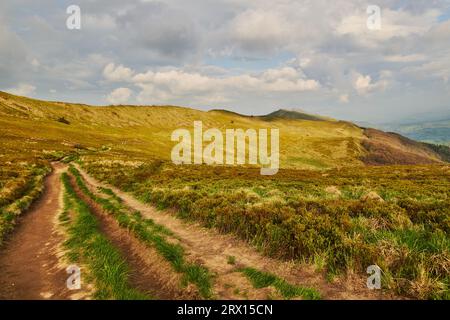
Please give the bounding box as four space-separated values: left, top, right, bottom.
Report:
0 91 448 169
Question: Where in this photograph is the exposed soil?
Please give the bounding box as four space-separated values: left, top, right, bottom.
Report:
67 174 194 300
0 163 71 300
76 164 400 300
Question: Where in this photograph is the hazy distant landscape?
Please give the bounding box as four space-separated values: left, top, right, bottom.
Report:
382 119 450 146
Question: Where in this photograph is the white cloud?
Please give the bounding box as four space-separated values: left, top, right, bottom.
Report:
103 63 134 82
352 71 390 96
133 69 217 93
354 74 372 95
339 93 349 103
5 83 36 96
107 87 132 105
129 65 320 105
30 58 40 67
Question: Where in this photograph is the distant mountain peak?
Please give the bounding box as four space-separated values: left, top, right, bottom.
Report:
262 109 331 121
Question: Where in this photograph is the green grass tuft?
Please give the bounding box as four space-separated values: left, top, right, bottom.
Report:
61 172 148 300
240 267 321 300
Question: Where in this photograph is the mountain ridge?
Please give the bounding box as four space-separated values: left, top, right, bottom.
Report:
0 91 448 168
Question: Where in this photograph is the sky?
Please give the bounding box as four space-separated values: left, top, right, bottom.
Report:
0 0 449 123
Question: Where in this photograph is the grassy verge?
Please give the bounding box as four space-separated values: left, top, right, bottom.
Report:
240 267 321 300
60 172 148 300
68 166 214 299
0 165 50 246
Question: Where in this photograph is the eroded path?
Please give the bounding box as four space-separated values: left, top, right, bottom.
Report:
0 163 70 300
76 164 395 300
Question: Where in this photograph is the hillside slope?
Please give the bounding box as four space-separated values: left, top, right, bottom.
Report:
0 91 447 168
262 109 331 121
361 128 445 165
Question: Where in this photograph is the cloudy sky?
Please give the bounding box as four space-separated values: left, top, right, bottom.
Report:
1 0 449 123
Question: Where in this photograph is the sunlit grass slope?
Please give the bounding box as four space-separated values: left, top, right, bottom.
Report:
0 91 365 170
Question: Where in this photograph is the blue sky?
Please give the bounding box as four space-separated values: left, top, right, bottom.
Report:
1 0 449 123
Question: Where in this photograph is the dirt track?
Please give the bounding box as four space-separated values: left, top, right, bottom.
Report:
0 163 70 300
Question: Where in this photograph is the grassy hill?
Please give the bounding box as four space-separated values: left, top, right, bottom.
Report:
0 91 448 169
261 109 331 121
